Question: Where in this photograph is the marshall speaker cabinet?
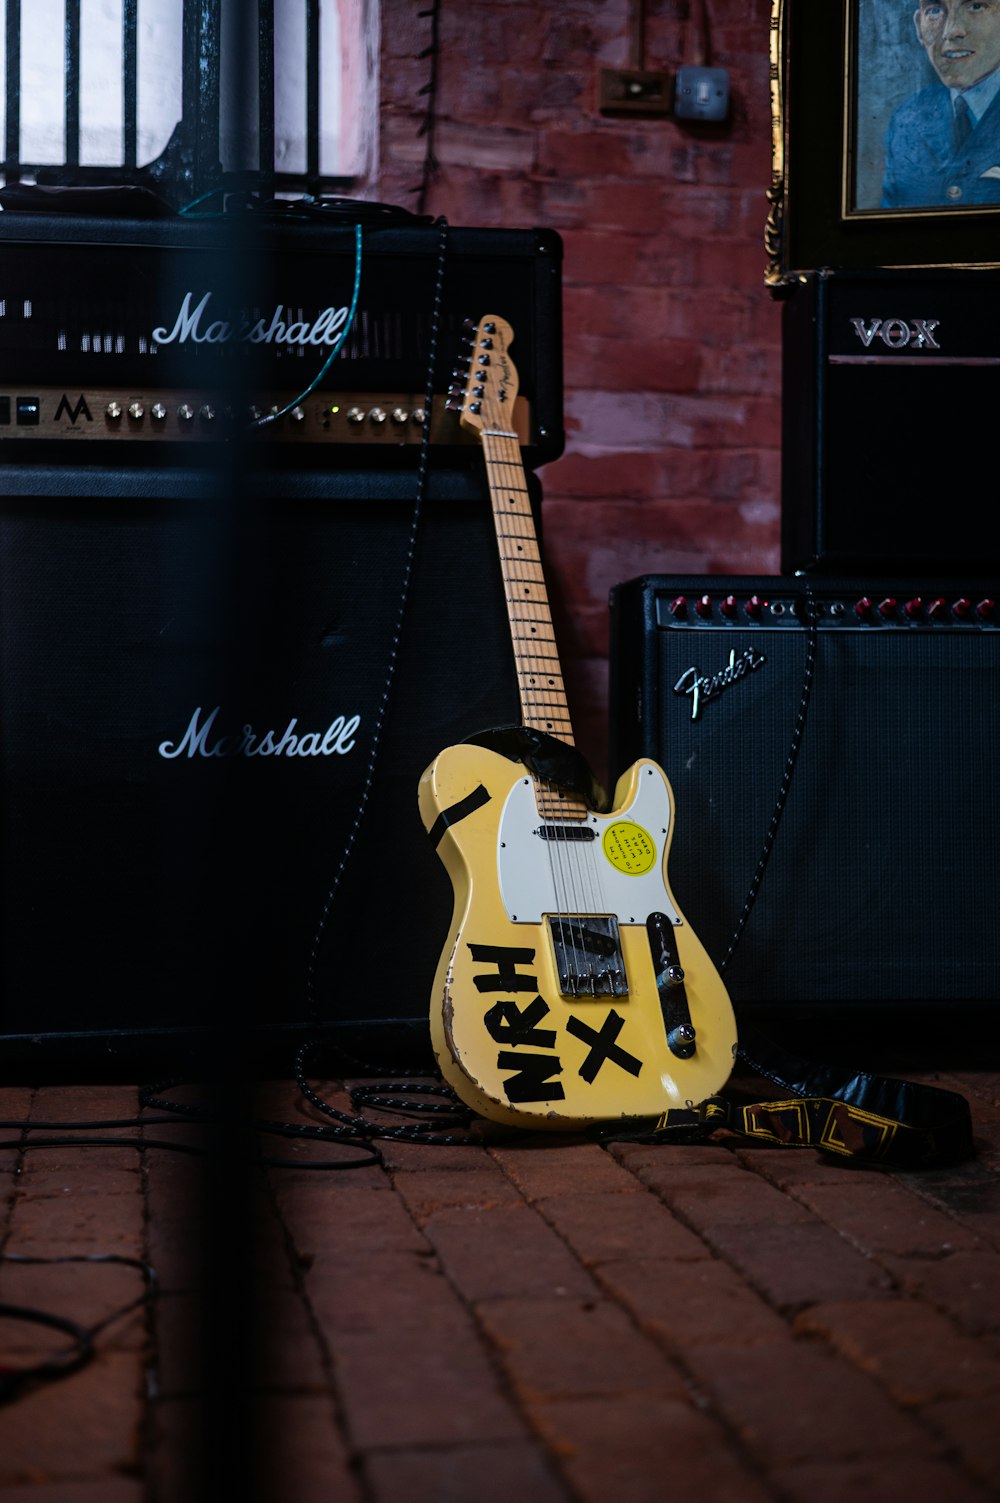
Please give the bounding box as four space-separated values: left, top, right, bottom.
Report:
0 210 562 1076
609 575 1000 1060
782 268 1000 577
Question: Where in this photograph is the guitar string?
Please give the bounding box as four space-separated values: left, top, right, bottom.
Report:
495 429 606 993
486 427 605 995
484 433 573 988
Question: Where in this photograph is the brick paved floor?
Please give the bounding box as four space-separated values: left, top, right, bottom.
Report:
1 1068 999 1502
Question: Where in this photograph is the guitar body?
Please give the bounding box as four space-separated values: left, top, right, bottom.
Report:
419 742 737 1129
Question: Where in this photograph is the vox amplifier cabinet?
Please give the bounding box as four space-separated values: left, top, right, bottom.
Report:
0 463 537 1077
609 574 1000 1058
782 268 1000 576
0 211 563 468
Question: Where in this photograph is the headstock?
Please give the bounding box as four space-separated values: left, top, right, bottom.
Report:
447 314 519 437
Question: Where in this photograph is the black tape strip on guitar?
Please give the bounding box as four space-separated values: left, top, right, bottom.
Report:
463 725 609 811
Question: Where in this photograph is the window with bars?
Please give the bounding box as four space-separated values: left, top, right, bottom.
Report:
0 0 375 206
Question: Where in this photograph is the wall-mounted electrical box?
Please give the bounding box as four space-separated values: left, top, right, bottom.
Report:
599 69 671 117
673 65 729 122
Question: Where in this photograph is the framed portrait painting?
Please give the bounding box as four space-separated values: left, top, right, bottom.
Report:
768 0 1000 282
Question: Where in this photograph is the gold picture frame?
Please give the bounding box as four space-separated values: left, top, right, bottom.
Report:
767 0 1000 284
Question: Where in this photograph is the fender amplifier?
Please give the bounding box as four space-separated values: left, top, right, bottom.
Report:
609 574 1000 1059
0 463 535 1077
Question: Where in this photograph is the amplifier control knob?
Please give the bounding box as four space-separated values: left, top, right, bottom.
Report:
199 405 216 423
391 408 409 424
904 597 923 618
977 598 996 620
695 594 712 618
127 401 144 421
878 596 897 618
290 406 306 423
720 594 737 619
177 404 194 423
410 409 426 426
668 596 687 619
369 407 387 425
854 596 873 618
151 402 167 422
744 595 762 619
106 400 123 421
952 597 972 619
347 407 365 425
928 597 948 620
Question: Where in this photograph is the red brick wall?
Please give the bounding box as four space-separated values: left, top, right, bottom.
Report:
375 0 781 782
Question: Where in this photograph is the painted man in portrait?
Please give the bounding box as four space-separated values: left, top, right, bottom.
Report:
882 0 1000 206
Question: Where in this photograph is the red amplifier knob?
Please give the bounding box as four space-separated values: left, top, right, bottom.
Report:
877 597 897 618
927 597 948 620
952 597 972 619
695 594 713 618
977 598 996 621
854 596 873 618
744 594 763 619
668 595 687 619
720 594 737 618
904 597 923 618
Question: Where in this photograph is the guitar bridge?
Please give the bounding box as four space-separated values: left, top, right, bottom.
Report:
547 915 629 999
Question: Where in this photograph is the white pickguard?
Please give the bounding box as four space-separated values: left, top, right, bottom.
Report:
496 766 681 928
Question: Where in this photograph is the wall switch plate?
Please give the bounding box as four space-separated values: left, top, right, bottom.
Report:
599 68 671 117
673 65 729 122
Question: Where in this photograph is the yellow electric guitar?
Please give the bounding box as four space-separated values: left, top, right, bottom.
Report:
418 315 736 1129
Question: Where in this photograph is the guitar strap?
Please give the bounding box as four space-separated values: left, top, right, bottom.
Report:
642 1028 976 1169
469 725 975 1169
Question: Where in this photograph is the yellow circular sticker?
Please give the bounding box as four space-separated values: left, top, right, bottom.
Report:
602 821 657 876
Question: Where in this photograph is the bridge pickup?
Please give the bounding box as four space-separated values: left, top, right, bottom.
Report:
547 915 629 999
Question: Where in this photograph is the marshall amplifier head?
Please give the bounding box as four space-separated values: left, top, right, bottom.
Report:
609 574 1000 1060
782 268 1000 575
0 209 563 469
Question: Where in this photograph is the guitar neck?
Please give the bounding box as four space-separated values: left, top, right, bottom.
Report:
481 429 587 821
481 428 574 746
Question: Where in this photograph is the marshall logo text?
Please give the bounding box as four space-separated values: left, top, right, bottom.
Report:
151 292 351 349
673 647 766 721
158 705 361 760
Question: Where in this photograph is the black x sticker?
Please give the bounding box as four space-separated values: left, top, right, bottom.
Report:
565 1010 642 1083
